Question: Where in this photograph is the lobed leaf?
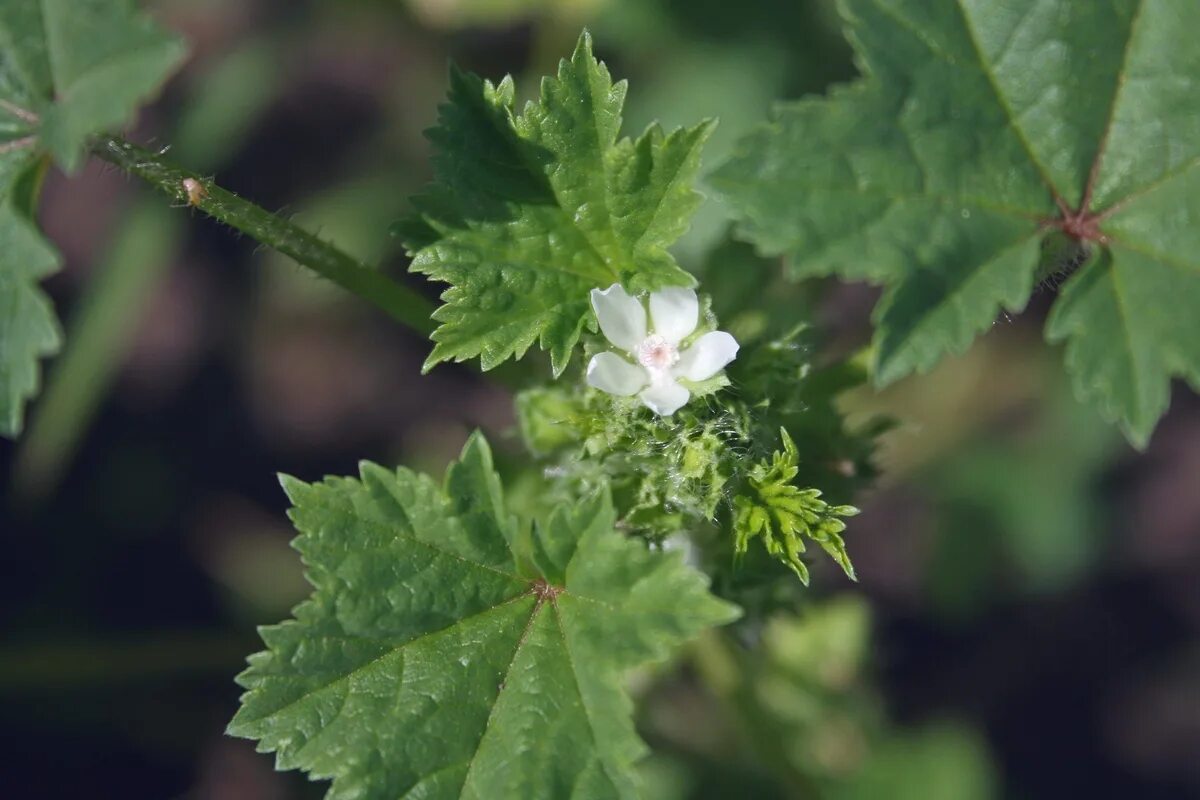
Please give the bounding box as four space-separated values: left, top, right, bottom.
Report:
405 32 713 375
229 432 739 800
732 429 859 585
712 0 1200 446
0 163 60 437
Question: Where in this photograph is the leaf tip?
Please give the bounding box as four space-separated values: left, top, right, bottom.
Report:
870 347 911 389
1120 419 1153 451
419 350 442 375
277 473 309 502
575 28 594 56
716 598 744 626
459 428 495 466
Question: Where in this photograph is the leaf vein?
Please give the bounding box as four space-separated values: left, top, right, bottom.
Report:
1082 0 1147 212
950 0 1067 206
551 598 627 793
456 595 548 799
242 592 534 729
321 510 525 585
631 129 704 251
1098 154 1200 220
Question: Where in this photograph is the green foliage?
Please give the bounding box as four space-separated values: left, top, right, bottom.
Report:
831 725 997 800
517 379 738 538
0 162 59 437
697 597 997 798
408 0 606 28
712 0 1200 447
403 31 712 375
0 0 184 436
923 372 1121 616
229 432 739 800
734 429 858 585
696 598 879 787
517 312 882 585
0 1 185 173
17 0 187 171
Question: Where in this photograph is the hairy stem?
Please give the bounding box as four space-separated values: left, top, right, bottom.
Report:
91 135 436 336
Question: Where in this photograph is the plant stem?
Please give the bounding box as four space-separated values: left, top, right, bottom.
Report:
91 135 436 336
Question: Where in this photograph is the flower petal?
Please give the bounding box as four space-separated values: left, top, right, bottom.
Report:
640 379 690 416
590 284 646 353
674 331 739 381
587 352 648 396
649 286 699 345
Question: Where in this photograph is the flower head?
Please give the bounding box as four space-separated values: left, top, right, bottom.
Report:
586 284 739 416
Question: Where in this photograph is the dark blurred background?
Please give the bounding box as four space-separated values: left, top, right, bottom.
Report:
2 1 1198 798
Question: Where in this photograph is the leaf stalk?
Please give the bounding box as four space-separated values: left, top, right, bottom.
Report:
91 135 437 336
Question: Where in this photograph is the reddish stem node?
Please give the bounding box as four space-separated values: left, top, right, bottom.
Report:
1049 205 1107 245
531 578 564 604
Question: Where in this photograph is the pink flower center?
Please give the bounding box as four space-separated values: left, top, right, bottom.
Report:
636 334 679 370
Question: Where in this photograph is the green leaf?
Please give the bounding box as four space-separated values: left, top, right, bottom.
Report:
0 163 60 437
691 599 878 788
1047 216 1200 447
406 31 713 375
0 0 185 436
712 0 1200 446
832 724 997 800
229 432 739 800
0 0 187 170
733 429 859 585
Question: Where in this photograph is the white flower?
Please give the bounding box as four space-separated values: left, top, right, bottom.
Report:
586 283 739 416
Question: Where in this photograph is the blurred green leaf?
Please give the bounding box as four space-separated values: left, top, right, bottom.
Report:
691 598 879 792
409 0 607 28
170 39 283 173
14 34 283 491
713 0 1200 447
230 432 738 799
694 599 996 799
13 202 179 495
924 374 1121 613
0 0 186 170
0 0 184 437
831 723 996 800
0 161 59 437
